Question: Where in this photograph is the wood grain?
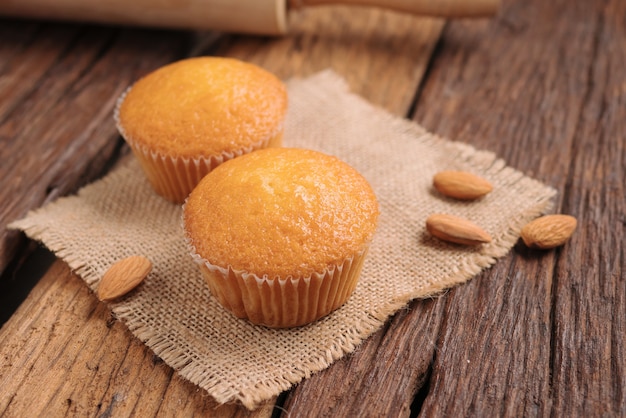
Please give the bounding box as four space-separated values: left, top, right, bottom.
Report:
412 0 625 415
284 298 445 416
0 22 192 279
0 259 272 417
549 0 625 414
0 0 623 415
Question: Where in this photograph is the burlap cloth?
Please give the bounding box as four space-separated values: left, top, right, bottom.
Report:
9 70 555 409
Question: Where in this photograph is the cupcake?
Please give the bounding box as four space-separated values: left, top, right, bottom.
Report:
115 56 288 203
183 148 379 328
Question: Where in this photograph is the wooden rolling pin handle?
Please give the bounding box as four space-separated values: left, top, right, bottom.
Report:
0 0 289 35
0 0 499 38
289 0 501 17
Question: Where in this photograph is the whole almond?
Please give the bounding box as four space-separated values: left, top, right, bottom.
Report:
426 214 492 246
97 255 152 302
520 214 577 249
433 171 493 200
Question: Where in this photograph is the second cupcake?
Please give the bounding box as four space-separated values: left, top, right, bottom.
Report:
115 56 288 203
183 148 380 328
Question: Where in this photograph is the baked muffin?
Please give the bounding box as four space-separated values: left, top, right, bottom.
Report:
115 56 287 203
183 148 379 328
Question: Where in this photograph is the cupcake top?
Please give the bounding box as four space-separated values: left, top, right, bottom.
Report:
116 57 287 158
183 148 379 279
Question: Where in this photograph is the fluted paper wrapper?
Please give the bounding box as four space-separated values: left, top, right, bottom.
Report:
9 70 556 410
193 247 368 328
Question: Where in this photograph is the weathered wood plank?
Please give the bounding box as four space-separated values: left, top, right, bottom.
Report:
0 259 268 417
0 22 192 279
411 0 625 416
549 0 625 414
283 298 445 417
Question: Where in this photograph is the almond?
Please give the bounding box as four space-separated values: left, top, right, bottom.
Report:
426 214 492 246
433 171 493 200
97 255 152 302
520 214 577 249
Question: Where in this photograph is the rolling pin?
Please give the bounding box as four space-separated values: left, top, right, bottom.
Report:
0 0 500 35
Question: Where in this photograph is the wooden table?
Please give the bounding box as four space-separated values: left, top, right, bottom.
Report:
1 0 624 416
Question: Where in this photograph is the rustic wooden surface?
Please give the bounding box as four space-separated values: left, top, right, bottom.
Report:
1 0 624 416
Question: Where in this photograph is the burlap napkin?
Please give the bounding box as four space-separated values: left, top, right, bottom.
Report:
9 70 555 409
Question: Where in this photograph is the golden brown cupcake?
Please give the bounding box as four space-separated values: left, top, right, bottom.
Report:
183 148 379 328
115 56 287 203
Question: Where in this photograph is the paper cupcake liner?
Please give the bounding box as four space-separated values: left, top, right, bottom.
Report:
114 87 284 204
126 133 282 204
194 247 369 328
